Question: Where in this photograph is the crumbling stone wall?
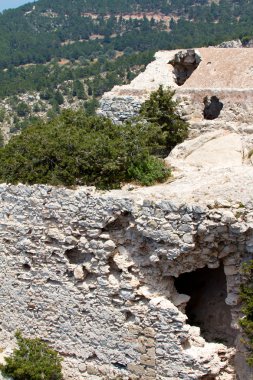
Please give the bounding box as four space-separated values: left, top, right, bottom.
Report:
98 48 253 136
98 95 143 124
0 184 252 380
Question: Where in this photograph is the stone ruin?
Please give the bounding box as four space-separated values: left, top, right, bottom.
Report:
0 184 252 380
97 47 253 135
1 47 253 380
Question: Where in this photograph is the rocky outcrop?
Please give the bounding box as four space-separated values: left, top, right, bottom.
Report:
216 40 243 48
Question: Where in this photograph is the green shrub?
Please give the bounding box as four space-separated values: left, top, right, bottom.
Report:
240 260 253 366
83 98 99 116
127 155 169 186
140 85 189 154
15 102 30 118
0 109 170 189
33 103 41 113
0 331 63 380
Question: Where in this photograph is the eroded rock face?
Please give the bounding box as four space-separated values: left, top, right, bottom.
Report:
167 131 243 170
82 46 252 380
0 184 252 379
169 49 201 86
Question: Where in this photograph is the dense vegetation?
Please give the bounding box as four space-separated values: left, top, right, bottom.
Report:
32 0 210 14
0 0 253 133
240 260 253 366
0 331 63 380
0 51 153 100
0 0 253 69
0 0 253 96
0 110 170 188
140 86 189 154
0 87 189 188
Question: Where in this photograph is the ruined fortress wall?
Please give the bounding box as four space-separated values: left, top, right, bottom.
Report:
98 48 253 130
98 89 253 133
178 89 253 124
98 95 143 124
0 184 253 379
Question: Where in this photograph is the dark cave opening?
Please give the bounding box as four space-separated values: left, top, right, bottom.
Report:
203 95 223 120
22 263 31 271
174 265 236 346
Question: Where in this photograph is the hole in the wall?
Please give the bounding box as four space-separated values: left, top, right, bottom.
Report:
200 376 216 380
203 96 223 120
124 310 136 322
86 353 98 362
112 362 127 370
65 247 85 264
82 269 97 283
65 268 74 278
169 49 201 86
103 211 131 232
127 266 135 273
22 263 31 271
174 265 236 346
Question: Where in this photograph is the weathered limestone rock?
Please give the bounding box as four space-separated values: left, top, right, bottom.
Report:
216 39 243 48
98 48 253 139
166 131 243 170
0 184 252 380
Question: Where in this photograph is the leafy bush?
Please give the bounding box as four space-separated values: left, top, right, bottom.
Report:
0 331 63 380
127 155 168 186
140 85 189 154
0 110 170 189
240 260 253 366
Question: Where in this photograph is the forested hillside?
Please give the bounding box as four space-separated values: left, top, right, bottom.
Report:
1 0 253 69
0 0 253 137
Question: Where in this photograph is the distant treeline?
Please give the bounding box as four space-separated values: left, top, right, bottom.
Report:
0 0 252 69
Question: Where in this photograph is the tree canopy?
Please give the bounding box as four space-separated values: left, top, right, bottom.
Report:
0 109 170 189
0 331 63 380
140 85 189 154
0 0 253 134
